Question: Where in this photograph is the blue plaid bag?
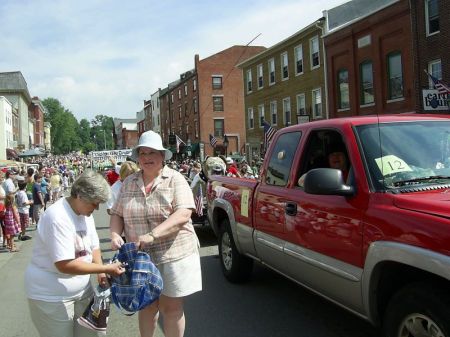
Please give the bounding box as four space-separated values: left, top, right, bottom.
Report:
110 242 163 314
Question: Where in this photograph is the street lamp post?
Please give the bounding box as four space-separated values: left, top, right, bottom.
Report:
187 138 192 157
223 134 229 156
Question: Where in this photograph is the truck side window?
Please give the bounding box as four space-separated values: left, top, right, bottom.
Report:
298 130 351 187
265 131 301 186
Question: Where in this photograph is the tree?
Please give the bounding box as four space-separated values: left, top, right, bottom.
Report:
91 115 114 150
42 98 82 154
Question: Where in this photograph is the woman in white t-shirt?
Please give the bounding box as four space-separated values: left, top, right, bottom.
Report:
24 170 125 337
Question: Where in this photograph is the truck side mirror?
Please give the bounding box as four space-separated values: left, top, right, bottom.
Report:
304 168 355 197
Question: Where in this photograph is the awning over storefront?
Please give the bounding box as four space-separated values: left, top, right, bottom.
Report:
18 148 46 157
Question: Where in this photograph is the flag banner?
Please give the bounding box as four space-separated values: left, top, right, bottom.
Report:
195 184 203 216
263 121 276 152
209 134 217 147
426 71 450 95
175 135 185 153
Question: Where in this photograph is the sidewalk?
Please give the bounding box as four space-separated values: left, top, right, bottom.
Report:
0 226 38 337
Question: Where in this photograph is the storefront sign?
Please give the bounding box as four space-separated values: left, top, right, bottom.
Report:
422 90 449 111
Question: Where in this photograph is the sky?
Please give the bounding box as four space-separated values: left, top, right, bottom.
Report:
0 0 348 123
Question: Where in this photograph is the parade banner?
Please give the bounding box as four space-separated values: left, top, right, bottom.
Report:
90 150 132 169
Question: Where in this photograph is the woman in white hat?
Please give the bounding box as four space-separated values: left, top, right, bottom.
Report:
109 131 201 337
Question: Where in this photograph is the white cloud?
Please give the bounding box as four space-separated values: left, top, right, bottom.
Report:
0 0 347 122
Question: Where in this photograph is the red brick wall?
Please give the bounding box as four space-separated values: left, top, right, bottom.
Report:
325 0 415 117
196 45 265 156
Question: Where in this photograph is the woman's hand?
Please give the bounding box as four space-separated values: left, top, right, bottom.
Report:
111 232 124 250
105 261 126 277
137 233 155 250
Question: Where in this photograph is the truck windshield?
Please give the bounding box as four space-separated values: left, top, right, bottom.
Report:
356 120 450 190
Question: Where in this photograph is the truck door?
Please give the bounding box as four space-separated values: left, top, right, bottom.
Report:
253 131 302 271
285 129 365 311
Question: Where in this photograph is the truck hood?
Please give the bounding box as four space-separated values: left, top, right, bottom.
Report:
393 191 450 219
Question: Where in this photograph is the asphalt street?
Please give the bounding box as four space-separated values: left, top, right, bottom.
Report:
0 200 377 337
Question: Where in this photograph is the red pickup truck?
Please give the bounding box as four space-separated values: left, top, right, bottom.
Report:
207 114 450 337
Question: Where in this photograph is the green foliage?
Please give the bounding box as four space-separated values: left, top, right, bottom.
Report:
42 98 115 154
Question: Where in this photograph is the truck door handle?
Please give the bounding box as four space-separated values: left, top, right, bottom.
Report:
285 202 297 216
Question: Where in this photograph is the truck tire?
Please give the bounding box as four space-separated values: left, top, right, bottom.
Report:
218 219 253 283
383 282 450 337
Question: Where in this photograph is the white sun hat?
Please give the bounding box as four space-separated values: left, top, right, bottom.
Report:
131 131 173 161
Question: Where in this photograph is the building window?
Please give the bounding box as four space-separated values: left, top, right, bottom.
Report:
171 94 174 103
281 52 289 80
248 107 254 129
184 84 188 96
184 103 188 116
282 97 291 126
258 104 265 128
387 52 403 100
337 69 350 109
310 36 320 69
212 76 223 89
178 89 181 99
179 106 182 119
294 45 303 75
213 96 224 111
193 79 197 91
268 58 275 85
426 0 440 36
193 98 198 113
296 93 306 117
257 64 263 89
246 69 253 93
428 59 442 88
270 101 277 125
360 61 374 105
214 119 224 137
312 88 322 118
195 120 199 138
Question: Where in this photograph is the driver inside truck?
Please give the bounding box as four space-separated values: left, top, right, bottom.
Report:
298 139 350 187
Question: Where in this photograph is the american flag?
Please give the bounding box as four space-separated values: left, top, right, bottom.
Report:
195 184 203 216
263 121 276 152
426 71 450 94
175 135 185 153
209 134 217 147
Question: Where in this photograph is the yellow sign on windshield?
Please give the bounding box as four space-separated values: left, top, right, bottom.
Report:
375 155 412 176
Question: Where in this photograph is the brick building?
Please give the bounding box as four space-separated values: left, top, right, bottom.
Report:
159 45 266 159
239 20 326 160
323 0 415 118
410 0 450 113
30 96 46 148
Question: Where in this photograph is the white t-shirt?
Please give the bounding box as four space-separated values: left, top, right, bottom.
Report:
16 190 30 214
25 197 100 302
106 180 122 210
0 184 5 200
3 178 15 195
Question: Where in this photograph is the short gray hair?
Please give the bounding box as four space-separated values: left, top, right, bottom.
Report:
70 170 111 203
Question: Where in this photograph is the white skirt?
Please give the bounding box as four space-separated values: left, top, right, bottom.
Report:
159 251 202 298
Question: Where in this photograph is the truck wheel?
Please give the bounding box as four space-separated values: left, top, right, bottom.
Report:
383 282 450 337
218 220 253 283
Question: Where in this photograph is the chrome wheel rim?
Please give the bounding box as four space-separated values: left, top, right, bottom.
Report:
398 313 444 337
221 231 232 270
